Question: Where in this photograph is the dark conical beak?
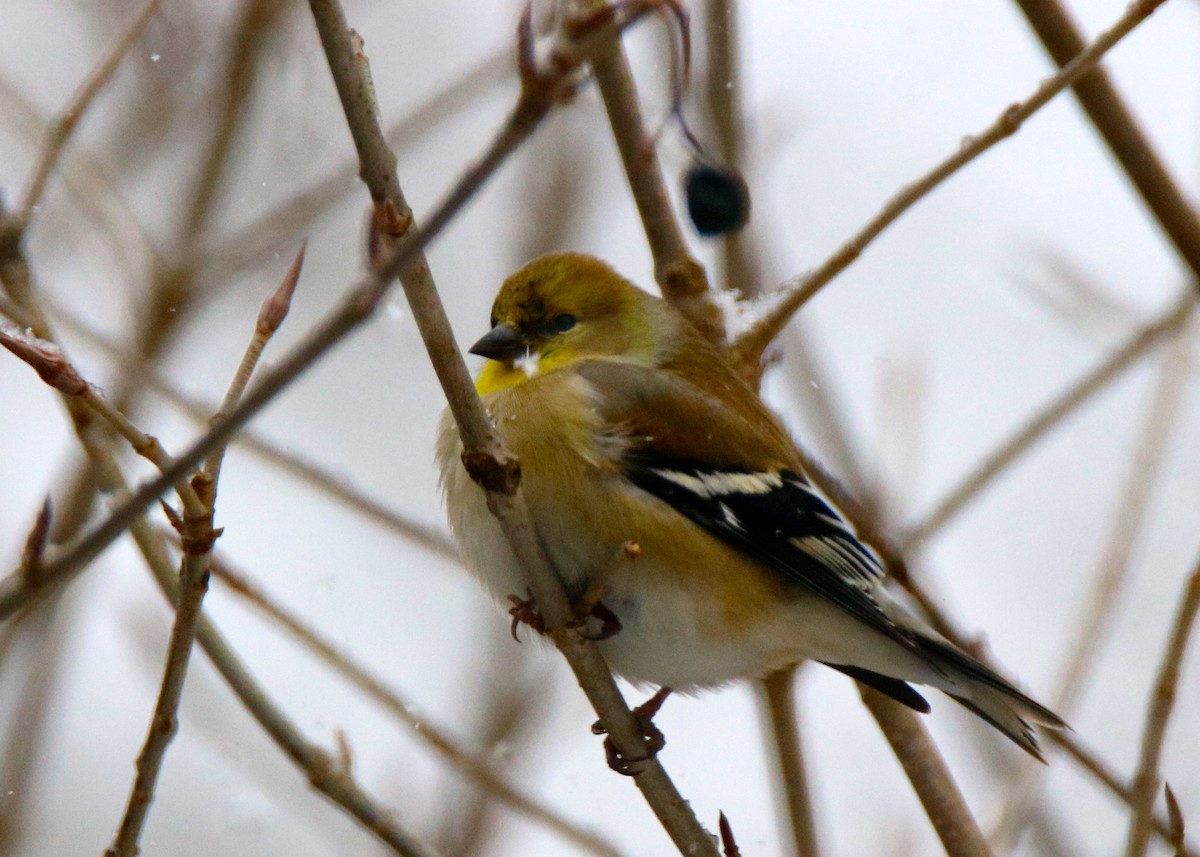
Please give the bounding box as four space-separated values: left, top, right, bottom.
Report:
469 323 527 362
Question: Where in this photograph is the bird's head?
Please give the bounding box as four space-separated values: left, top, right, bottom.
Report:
470 253 668 393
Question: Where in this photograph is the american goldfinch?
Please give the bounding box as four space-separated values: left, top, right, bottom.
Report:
438 252 1064 758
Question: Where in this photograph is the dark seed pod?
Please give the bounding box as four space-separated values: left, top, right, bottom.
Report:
684 163 750 237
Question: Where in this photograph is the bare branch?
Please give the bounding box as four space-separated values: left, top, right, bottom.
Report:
41 295 461 562
1124 559 1200 857
1011 0 1200 285
731 0 1173 373
758 667 821 857
859 688 993 857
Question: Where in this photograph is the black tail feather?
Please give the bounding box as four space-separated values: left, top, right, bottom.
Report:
824 663 931 714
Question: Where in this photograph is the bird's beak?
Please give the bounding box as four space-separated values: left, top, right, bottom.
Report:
469 323 527 362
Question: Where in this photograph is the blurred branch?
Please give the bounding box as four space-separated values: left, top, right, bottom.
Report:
859 688 993 857
1124 558 1200 857
902 290 1196 549
702 0 755 297
1011 0 1200 285
201 48 511 286
202 552 621 857
14 0 161 224
306 1 719 852
758 667 820 857
990 332 1192 852
0 594 70 852
0 68 160 282
730 0 1172 374
50 0 284 547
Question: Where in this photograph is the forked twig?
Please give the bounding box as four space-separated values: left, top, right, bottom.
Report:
106 252 301 857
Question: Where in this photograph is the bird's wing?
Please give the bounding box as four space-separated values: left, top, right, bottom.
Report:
575 359 918 653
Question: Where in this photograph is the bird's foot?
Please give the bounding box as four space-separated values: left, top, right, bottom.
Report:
574 597 622 641
591 687 672 775
506 589 545 642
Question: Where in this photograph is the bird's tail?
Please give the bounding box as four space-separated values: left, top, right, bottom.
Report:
915 634 1067 760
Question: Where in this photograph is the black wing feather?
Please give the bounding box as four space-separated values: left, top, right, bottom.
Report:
624 453 920 654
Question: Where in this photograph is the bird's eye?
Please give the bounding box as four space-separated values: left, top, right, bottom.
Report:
551 313 576 333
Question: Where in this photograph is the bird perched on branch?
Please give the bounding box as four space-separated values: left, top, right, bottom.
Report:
438 252 1064 759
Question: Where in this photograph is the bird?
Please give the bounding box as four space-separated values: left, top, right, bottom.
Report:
437 251 1065 759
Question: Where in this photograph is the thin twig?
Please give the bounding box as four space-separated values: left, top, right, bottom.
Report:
731 0 1173 373
1011 0 1200 286
758 667 820 857
859 687 993 857
1124 558 1200 857
205 551 621 857
201 244 304 484
15 0 161 223
903 290 1196 549
105 255 297 857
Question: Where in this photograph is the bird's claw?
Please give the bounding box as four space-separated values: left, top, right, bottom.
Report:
591 687 671 775
507 590 546 641
575 598 622 640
